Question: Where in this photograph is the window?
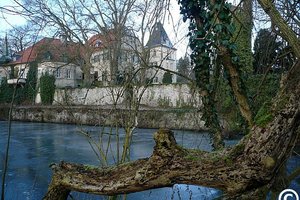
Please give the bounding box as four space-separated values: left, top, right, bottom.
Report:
102 71 107 81
92 56 96 63
44 51 52 61
153 50 156 56
131 55 137 63
94 71 98 80
122 52 127 61
150 62 158 66
19 68 25 78
91 57 94 63
103 52 109 61
62 54 68 62
56 68 61 78
92 55 100 63
95 40 102 47
66 69 71 79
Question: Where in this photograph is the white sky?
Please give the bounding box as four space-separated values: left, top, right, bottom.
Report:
0 0 190 57
0 0 27 33
0 0 246 58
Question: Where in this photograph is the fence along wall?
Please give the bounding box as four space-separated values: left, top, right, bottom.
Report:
52 84 201 108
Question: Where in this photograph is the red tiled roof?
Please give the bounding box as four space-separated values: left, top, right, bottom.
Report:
88 28 136 52
13 46 35 64
88 32 116 51
11 37 83 65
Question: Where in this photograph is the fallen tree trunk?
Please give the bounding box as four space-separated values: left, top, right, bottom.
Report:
44 5 300 197
44 77 300 199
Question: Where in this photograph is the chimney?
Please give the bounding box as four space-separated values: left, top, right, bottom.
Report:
59 34 67 44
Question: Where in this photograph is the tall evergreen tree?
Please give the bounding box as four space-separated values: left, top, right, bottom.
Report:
40 73 56 105
253 29 280 74
177 56 192 83
24 62 38 104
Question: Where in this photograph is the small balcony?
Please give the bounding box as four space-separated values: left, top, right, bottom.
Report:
7 78 26 85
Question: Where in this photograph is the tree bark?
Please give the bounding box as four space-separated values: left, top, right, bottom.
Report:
219 46 254 127
43 1 300 198
44 78 300 200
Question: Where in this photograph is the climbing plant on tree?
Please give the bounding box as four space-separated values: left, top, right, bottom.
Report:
40 0 300 199
179 0 253 149
233 3 253 74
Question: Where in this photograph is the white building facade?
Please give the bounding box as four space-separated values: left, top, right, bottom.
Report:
146 22 177 84
90 23 177 85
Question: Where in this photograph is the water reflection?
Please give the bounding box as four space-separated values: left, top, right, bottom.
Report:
0 121 299 200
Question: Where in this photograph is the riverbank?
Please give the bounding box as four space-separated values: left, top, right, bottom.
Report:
0 121 220 200
0 105 206 130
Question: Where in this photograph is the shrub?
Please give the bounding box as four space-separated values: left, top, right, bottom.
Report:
40 73 56 104
0 78 13 103
216 74 280 132
24 63 38 103
162 72 172 84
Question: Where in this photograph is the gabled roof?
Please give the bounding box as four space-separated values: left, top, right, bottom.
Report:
88 32 114 50
146 22 175 49
88 28 140 52
9 37 82 65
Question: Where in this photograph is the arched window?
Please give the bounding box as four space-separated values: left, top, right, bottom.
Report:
44 51 52 61
95 40 102 47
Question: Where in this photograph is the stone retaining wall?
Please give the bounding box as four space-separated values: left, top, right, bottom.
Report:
52 84 201 108
0 106 206 131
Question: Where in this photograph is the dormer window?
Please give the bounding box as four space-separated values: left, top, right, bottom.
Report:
44 51 52 61
61 53 68 62
95 40 102 47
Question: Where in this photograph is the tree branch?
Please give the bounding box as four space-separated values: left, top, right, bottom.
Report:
44 96 300 200
257 0 300 58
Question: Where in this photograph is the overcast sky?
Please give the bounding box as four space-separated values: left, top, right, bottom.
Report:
0 0 242 58
0 0 27 32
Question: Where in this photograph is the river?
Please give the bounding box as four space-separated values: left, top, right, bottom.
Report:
0 121 299 200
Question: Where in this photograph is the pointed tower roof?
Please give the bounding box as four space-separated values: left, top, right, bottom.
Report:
146 22 175 49
0 34 12 64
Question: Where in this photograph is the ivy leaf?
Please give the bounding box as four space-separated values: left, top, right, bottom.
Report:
232 56 239 63
229 44 237 51
214 24 223 32
221 40 229 46
214 3 221 11
226 24 236 34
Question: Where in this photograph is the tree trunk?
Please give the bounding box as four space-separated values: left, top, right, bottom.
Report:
44 71 300 199
43 0 300 198
219 46 254 127
82 53 92 86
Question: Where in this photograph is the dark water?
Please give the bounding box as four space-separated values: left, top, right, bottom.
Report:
0 121 299 200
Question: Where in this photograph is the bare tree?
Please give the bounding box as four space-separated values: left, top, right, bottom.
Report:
42 0 300 199
273 0 300 36
6 23 39 53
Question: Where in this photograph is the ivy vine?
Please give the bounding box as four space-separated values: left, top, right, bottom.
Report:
178 0 252 147
179 0 235 126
